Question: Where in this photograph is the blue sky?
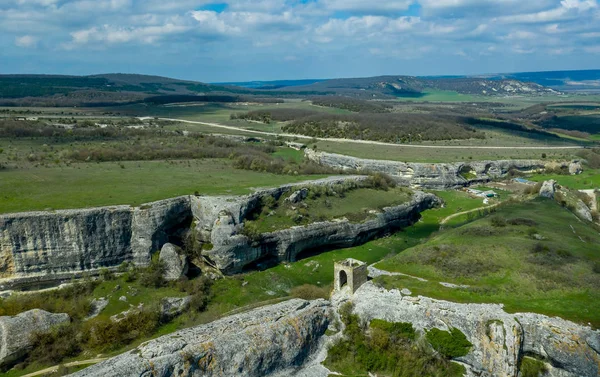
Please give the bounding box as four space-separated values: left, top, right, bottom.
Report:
1 0 599 82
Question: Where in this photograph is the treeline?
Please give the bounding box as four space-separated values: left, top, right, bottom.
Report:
282 113 485 142
231 108 320 123
0 119 335 176
464 118 561 139
310 96 392 113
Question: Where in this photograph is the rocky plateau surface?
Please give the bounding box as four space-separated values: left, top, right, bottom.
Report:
305 149 580 189
68 299 330 377
339 282 600 377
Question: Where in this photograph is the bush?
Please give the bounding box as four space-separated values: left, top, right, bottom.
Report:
139 256 166 288
425 328 472 358
520 357 548 377
291 284 330 300
367 173 397 191
83 307 160 351
28 324 81 365
491 216 507 227
507 218 538 226
370 319 415 341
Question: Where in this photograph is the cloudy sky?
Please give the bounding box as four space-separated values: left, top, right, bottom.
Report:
1 0 599 82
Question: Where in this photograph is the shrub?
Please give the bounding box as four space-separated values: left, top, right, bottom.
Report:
83 307 160 351
491 216 507 227
370 319 415 342
139 256 166 288
520 357 548 377
507 217 538 226
367 173 397 191
291 284 330 300
425 328 472 358
28 324 81 365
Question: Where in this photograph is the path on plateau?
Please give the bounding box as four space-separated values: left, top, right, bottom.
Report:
440 203 501 225
21 359 108 377
159 118 585 150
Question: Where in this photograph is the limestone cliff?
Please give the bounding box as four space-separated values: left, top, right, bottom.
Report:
200 191 440 274
68 299 330 377
305 149 551 189
343 282 600 377
0 197 191 289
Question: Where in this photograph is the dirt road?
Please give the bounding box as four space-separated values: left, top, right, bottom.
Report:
158 118 585 151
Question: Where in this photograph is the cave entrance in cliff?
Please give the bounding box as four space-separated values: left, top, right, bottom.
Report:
339 270 348 289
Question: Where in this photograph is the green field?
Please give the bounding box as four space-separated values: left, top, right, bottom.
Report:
0 160 327 214
314 139 579 162
246 186 412 234
529 169 600 189
376 198 600 327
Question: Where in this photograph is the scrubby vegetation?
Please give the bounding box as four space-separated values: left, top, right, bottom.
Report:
0 264 213 372
376 198 600 327
310 96 392 113
283 113 485 142
324 303 466 377
242 174 411 234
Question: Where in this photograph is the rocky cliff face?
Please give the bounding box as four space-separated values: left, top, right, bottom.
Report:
343 282 600 377
68 299 330 377
0 197 191 289
0 309 70 368
201 191 440 274
305 149 550 189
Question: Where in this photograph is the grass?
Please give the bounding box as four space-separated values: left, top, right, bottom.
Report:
246 186 413 234
375 198 600 327
0 160 327 214
528 169 600 189
313 139 580 163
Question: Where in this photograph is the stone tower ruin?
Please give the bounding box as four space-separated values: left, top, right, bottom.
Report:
334 258 367 293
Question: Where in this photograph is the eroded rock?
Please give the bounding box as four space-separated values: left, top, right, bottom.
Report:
539 180 556 199
0 309 70 368
341 282 600 377
68 299 330 377
159 243 188 281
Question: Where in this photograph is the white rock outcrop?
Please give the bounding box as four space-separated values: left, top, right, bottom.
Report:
0 309 70 367
158 243 188 281
341 282 600 377
68 299 330 377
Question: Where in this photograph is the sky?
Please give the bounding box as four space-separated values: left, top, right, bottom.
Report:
1 0 599 82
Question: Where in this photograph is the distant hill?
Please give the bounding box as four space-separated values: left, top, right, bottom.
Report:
0 71 568 106
486 69 600 92
228 75 559 99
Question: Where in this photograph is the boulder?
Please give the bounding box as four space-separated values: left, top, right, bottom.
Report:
574 199 593 222
539 180 556 199
0 309 70 367
569 161 583 175
158 243 188 281
67 299 330 377
86 297 109 319
286 188 309 204
159 296 191 321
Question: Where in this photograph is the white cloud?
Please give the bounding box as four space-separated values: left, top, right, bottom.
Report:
320 0 413 13
15 34 38 47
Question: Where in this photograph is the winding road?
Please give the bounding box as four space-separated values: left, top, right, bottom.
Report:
158 118 585 150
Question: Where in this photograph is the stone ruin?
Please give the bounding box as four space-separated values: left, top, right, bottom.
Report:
334 258 367 294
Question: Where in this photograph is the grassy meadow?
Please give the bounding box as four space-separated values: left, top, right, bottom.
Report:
376 198 600 327
0 160 327 214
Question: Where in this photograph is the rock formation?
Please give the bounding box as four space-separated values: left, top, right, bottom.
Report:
5 176 425 286
68 299 330 377
159 296 192 321
0 197 191 289
0 309 70 368
305 149 574 189
539 180 556 199
159 243 188 281
198 190 440 274
340 282 600 377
